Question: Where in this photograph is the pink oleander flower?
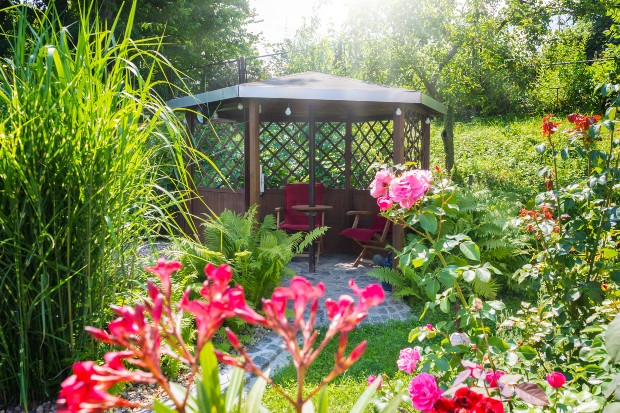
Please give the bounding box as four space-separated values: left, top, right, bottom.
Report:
397 347 421 374
389 170 432 209
408 372 442 411
546 372 566 388
370 169 393 198
367 375 383 389
485 370 505 388
377 196 393 211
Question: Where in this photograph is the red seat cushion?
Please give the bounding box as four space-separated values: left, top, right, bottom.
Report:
340 227 380 242
280 223 312 231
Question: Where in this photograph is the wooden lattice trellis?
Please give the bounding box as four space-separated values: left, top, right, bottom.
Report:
192 120 245 189
405 111 424 166
259 122 310 189
351 120 393 189
315 122 346 189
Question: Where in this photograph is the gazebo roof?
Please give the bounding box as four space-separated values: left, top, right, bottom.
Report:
166 71 447 119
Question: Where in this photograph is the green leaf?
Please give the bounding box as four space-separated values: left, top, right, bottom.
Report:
606 106 616 121
560 147 570 160
440 296 450 313
316 386 329 413
408 328 421 342
437 268 458 286
153 400 177 413
459 241 480 261
426 279 440 300
603 402 620 413
518 345 537 361
225 367 245 412
198 342 224 413
247 372 269 413
419 212 438 233
535 143 547 154
606 314 620 364
475 267 491 282
349 377 380 413
462 270 475 282
602 120 615 131
379 388 407 413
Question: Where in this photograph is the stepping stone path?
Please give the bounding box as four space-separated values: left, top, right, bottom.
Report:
219 254 411 391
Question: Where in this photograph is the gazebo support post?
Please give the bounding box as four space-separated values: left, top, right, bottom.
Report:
421 116 431 169
344 119 353 211
308 104 317 272
183 111 197 237
392 111 405 252
246 100 260 209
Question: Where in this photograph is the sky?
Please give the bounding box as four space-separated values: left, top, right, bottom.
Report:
248 0 352 51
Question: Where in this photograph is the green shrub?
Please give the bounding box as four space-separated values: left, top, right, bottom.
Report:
0 4 192 405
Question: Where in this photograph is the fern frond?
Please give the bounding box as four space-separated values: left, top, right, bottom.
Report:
471 277 499 299
295 226 329 253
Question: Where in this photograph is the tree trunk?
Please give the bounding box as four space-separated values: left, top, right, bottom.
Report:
442 105 455 172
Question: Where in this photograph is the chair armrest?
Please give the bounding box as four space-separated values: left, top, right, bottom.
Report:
346 210 374 216
275 207 284 227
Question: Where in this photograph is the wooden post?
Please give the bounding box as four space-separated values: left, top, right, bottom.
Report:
246 100 260 209
344 119 352 210
183 111 197 237
392 110 405 251
421 115 431 169
308 104 317 272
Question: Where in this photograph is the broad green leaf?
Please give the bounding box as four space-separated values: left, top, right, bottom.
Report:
408 328 421 342
560 147 570 160
153 400 177 413
247 372 269 413
419 212 438 233
199 342 224 413
440 296 450 313
518 345 537 361
437 268 458 286
475 267 491 282
426 279 440 300
602 120 615 131
379 388 407 413
535 143 546 154
462 270 475 282
459 241 480 261
349 377 380 413
603 402 620 413
606 106 616 120
316 386 329 413
225 367 245 412
606 314 620 364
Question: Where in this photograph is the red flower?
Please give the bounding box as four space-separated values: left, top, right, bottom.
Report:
428 387 505 413
146 259 181 300
485 370 505 388
567 113 602 135
541 114 560 139
546 371 566 388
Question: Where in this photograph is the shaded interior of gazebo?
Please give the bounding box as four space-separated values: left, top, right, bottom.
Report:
167 72 447 253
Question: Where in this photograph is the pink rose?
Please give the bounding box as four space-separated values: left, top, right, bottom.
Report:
408 373 442 411
377 196 393 211
367 375 383 389
388 170 432 209
397 347 420 374
485 370 505 388
426 324 433 331
546 372 566 388
370 169 393 198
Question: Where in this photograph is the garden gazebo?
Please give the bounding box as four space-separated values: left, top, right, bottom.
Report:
167 72 447 254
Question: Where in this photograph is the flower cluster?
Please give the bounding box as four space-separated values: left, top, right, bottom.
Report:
369 168 433 211
408 373 505 413
567 113 601 133
517 204 558 235
58 259 385 413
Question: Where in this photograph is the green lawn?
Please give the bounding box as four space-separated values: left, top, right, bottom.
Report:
261 303 452 412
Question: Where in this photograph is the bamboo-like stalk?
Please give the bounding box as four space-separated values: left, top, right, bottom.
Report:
0 2 205 406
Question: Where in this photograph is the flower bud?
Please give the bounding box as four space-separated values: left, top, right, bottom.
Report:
472 298 483 312
225 327 241 349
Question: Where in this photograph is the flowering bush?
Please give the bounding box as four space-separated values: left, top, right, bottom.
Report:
57 259 388 413
365 83 620 412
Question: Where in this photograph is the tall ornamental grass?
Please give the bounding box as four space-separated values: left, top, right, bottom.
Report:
0 4 196 405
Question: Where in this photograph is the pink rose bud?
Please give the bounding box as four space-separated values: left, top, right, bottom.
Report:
348 341 367 363
546 372 566 388
367 375 383 389
426 324 433 331
377 196 393 211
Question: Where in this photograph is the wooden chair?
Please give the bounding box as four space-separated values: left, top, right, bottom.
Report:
340 211 391 267
275 182 325 259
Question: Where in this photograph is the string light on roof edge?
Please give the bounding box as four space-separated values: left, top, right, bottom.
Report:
285 104 291 116
395 107 402 116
